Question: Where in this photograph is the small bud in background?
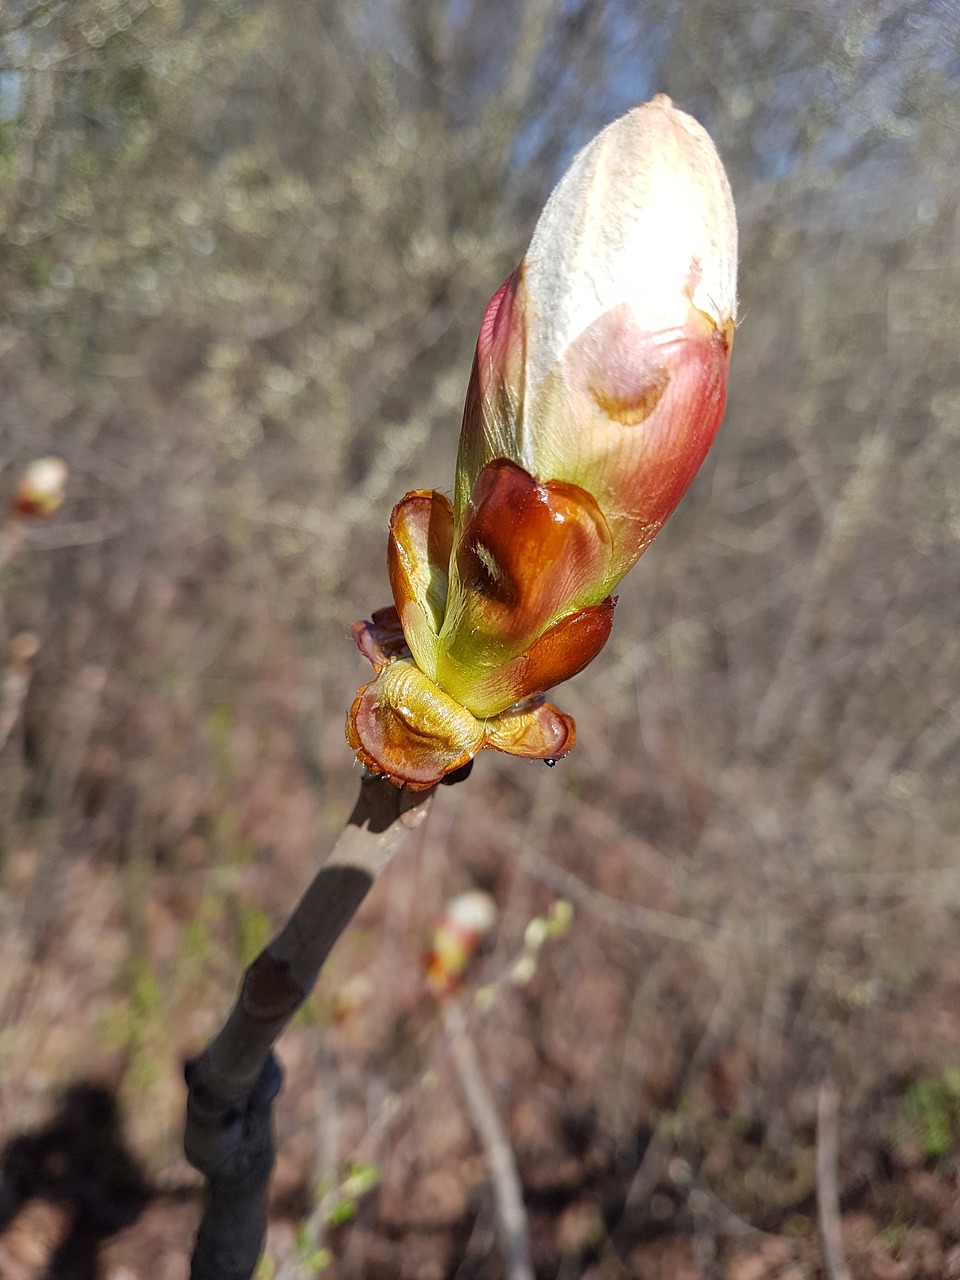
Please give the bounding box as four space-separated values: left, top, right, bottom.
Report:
512 899 574 987
545 898 573 938
426 890 497 999
510 953 538 987
524 916 549 952
13 456 68 519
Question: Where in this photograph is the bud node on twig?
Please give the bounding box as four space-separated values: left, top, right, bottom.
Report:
240 952 305 1021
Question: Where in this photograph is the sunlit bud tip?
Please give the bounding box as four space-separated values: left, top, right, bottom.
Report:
524 93 738 394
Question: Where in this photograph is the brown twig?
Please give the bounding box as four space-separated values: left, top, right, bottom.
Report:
443 1000 534 1280
184 773 436 1280
816 1078 852 1280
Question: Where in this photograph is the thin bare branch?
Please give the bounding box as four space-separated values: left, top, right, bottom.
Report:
817 1078 853 1280
443 999 534 1280
184 774 436 1280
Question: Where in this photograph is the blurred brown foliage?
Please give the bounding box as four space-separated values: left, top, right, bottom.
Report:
0 0 958 1276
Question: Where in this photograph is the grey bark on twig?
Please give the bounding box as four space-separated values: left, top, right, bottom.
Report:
184 773 436 1280
185 1053 282 1280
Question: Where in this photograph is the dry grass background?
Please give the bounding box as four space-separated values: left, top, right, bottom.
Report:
0 1 958 1276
